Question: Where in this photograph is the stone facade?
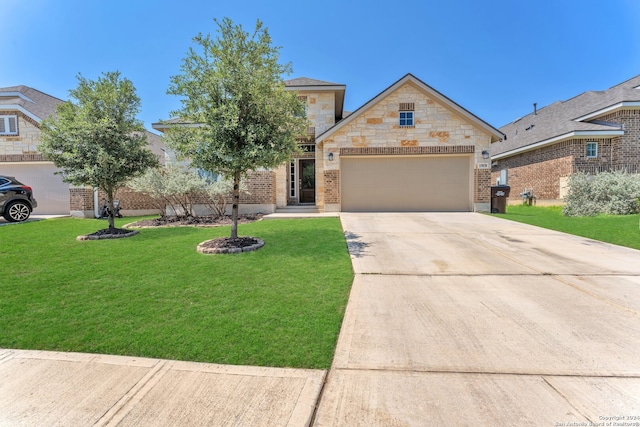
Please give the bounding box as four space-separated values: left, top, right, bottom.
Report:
316 82 493 211
0 112 43 157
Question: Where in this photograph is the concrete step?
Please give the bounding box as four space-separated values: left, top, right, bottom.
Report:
275 206 321 214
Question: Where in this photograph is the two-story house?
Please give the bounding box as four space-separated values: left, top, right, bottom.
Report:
153 73 504 213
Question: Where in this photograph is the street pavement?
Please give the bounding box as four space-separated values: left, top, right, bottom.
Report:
2 212 640 425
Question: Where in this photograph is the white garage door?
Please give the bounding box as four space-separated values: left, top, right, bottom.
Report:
1 163 69 214
341 155 471 212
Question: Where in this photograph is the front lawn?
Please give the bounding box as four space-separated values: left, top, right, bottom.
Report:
0 217 353 369
500 204 640 250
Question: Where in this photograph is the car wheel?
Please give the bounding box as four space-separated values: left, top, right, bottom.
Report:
3 201 31 222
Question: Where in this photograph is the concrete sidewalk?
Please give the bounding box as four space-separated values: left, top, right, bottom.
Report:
0 350 324 426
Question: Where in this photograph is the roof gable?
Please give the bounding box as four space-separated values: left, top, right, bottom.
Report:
317 73 504 143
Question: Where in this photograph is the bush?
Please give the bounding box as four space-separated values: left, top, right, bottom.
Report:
128 166 245 217
563 171 640 216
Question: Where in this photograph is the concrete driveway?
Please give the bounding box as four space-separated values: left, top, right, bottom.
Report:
313 212 640 425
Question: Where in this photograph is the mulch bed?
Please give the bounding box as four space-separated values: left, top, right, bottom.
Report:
76 228 139 241
128 214 263 228
197 236 265 254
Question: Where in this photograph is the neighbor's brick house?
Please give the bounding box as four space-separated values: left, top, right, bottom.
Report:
154 74 504 213
490 75 640 204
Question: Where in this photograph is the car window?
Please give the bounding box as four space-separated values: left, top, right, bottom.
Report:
0 178 9 186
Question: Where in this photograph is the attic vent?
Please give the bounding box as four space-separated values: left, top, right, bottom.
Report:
399 102 415 111
297 95 308 102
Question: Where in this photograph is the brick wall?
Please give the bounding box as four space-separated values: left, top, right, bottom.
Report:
324 170 340 204
595 109 640 170
70 188 94 211
474 169 491 203
240 170 275 204
491 138 615 201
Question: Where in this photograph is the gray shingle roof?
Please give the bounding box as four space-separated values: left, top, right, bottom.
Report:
0 85 63 122
491 75 640 157
285 77 344 87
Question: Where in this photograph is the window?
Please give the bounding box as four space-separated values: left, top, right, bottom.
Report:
398 102 415 127
0 115 18 135
289 161 296 198
586 142 598 158
399 111 414 127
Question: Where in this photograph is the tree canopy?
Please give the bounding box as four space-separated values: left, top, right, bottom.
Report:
166 17 308 238
40 71 159 229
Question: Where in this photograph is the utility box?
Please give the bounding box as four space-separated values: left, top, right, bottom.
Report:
490 185 510 213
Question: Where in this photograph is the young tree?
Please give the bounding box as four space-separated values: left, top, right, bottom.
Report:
166 17 307 239
40 72 159 230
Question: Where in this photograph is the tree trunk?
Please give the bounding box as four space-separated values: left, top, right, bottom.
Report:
106 188 116 230
231 173 240 239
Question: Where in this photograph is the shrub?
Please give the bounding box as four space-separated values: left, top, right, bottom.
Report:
563 171 640 216
128 166 246 217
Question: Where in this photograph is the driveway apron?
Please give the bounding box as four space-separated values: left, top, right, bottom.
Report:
314 212 640 426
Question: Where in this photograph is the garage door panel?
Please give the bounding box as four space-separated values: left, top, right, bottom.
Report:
341 156 470 212
1 164 69 214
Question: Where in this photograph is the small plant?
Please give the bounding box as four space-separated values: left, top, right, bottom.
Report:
563 171 640 216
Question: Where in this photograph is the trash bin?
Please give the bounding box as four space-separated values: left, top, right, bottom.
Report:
490 185 510 213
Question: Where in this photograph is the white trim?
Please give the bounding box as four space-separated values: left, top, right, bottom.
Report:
0 91 35 103
573 101 640 122
0 104 42 123
492 130 624 160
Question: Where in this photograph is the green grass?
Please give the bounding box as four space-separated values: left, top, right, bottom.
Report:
500 204 640 250
0 216 353 369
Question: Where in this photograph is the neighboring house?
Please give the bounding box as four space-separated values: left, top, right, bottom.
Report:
153 73 504 213
0 85 69 214
490 75 640 204
0 85 165 216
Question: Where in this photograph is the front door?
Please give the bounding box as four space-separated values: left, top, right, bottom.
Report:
299 159 315 204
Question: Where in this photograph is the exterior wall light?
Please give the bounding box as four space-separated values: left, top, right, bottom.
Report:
482 150 490 159
328 152 334 161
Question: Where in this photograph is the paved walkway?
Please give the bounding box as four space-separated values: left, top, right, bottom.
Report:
2 213 640 425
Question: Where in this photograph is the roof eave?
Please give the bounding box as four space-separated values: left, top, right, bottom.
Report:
574 101 640 122
492 130 625 160
0 104 43 123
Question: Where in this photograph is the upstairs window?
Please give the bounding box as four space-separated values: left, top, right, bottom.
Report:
586 142 598 158
399 111 414 127
0 115 18 135
398 102 415 127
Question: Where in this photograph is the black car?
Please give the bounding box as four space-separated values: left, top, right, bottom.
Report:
0 176 38 222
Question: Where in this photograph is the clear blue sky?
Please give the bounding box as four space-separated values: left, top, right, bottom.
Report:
2 0 639 130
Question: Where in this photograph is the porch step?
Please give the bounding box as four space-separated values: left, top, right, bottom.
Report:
275 206 321 214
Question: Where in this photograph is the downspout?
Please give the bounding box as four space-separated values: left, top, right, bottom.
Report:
93 188 100 218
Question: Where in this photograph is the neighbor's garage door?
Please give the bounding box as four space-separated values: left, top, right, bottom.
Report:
341 155 471 212
1 163 69 214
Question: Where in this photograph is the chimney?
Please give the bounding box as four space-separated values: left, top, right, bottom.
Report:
534 103 537 115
